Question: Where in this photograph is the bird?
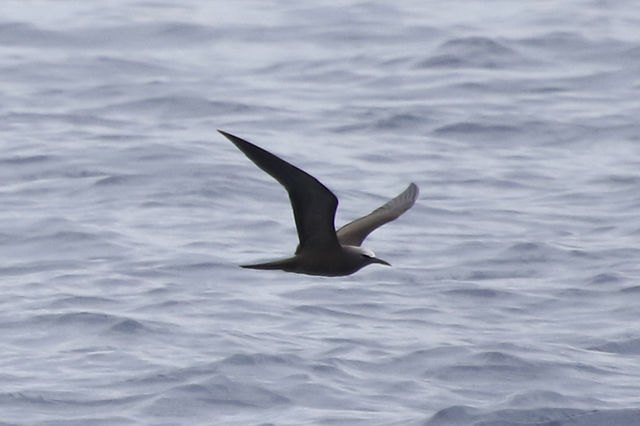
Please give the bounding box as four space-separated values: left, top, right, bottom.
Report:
219 130 418 276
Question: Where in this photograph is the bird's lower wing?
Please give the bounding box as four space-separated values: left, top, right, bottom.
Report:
336 183 418 246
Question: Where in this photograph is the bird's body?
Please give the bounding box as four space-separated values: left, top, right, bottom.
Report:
219 130 418 276
242 245 385 277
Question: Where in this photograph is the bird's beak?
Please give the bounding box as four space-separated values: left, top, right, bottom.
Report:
371 257 391 266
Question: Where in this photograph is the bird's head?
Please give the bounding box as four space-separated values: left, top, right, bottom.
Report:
345 246 391 268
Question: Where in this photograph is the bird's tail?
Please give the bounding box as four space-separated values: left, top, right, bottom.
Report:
240 257 298 271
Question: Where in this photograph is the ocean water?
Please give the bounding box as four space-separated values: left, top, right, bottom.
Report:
2 1 640 425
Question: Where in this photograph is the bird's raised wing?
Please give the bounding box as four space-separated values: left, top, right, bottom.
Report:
219 130 340 254
336 183 418 246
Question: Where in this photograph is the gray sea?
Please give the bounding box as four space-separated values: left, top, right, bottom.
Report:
2 1 640 425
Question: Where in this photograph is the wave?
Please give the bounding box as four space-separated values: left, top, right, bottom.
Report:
426 406 640 426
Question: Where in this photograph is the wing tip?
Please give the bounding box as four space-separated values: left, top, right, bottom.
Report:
218 129 238 142
406 182 419 202
218 130 258 154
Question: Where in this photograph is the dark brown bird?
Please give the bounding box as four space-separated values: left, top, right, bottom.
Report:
220 130 418 276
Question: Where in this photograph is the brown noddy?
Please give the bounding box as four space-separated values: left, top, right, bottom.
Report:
219 130 418 276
